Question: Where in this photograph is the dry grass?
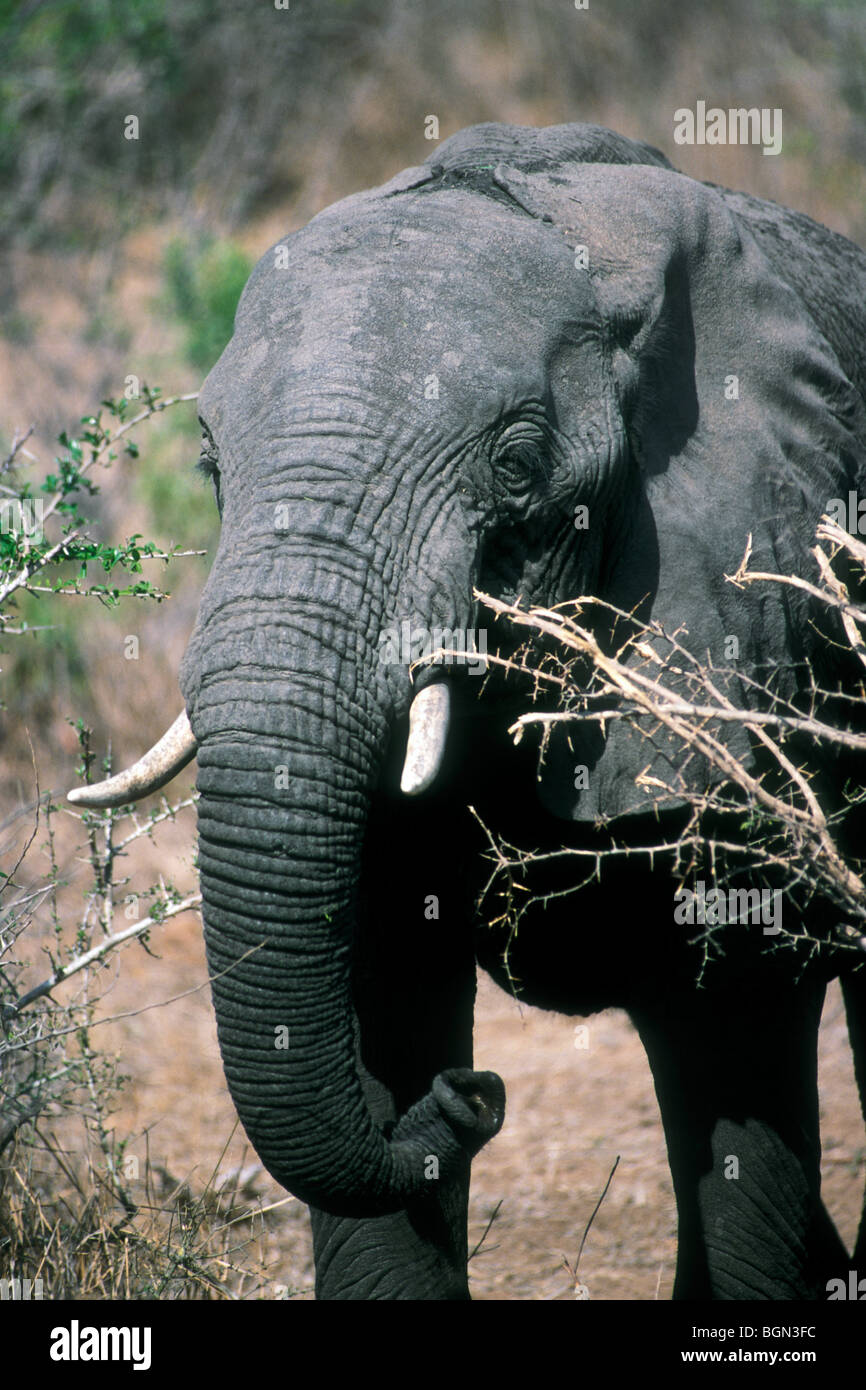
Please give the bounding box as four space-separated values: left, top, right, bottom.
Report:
1 1120 296 1299
0 778 304 1300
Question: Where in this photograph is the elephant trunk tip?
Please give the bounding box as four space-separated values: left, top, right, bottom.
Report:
387 1067 506 1188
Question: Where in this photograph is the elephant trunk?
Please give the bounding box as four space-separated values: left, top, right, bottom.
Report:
192 673 502 1218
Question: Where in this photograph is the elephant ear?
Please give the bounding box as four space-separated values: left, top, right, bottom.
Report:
490 161 866 821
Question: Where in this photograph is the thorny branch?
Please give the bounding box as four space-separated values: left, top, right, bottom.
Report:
467 518 866 975
3 893 202 1019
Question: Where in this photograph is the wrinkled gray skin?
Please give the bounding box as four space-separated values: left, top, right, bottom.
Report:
176 124 866 1299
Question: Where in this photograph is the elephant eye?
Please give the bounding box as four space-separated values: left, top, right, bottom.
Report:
492 426 551 501
197 422 222 514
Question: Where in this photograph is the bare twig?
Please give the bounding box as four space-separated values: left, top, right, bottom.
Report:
563 1155 621 1297
468 1199 503 1262
3 894 201 1017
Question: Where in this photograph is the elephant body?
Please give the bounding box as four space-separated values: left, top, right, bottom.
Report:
76 123 866 1298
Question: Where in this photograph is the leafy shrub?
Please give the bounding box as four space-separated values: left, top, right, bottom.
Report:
0 393 301 1298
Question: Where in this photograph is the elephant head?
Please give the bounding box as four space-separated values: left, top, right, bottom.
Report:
69 123 866 1220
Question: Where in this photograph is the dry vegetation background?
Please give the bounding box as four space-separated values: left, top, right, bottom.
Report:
2 0 865 1300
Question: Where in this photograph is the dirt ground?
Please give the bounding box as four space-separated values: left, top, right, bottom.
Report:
100 894 865 1301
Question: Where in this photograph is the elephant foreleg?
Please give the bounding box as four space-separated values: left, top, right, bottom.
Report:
307 969 475 1300
632 974 849 1299
308 797 479 1300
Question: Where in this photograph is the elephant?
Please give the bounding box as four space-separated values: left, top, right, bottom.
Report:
69 122 866 1300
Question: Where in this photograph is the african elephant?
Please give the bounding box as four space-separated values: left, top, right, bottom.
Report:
70 122 866 1300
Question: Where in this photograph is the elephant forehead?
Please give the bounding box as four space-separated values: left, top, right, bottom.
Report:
247 192 595 351
201 193 601 434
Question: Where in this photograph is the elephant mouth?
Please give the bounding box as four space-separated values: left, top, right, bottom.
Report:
67 680 452 807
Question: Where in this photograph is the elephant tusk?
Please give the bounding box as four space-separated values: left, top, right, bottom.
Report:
67 711 197 808
400 682 450 796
